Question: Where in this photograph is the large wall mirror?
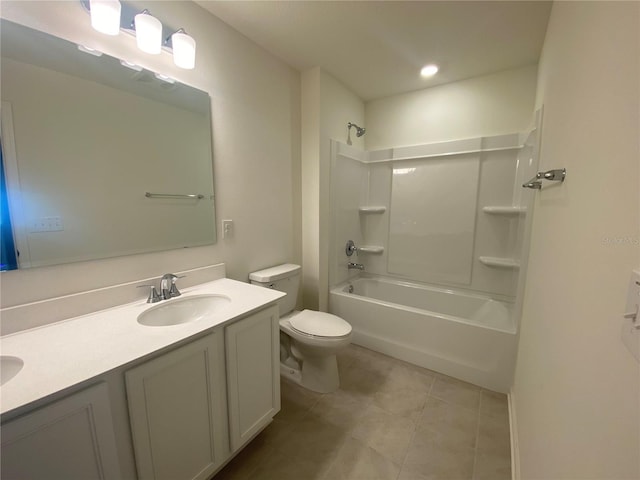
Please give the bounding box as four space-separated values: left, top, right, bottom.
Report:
0 19 216 271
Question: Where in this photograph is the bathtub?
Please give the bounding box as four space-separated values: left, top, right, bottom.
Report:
329 275 517 392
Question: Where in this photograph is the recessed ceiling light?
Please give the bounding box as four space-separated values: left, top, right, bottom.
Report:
420 64 439 77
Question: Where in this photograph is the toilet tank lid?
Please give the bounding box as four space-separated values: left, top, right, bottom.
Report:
249 264 301 283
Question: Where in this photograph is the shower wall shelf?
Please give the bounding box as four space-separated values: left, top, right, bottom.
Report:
358 206 386 214
358 246 384 254
479 256 520 269
482 206 527 216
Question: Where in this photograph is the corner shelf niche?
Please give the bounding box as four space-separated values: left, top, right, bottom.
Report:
358 206 386 214
479 256 520 269
482 206 527 216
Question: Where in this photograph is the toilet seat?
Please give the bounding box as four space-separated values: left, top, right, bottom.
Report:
289 310 352 338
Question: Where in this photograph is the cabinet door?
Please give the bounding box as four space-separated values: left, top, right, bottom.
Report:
1 382 121 480
125 332 228 480
225 305 280 451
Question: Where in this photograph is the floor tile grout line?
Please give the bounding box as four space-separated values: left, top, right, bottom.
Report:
394 373 434 478
428 391 482 413
427 373 436 396
471 391 484 480
356 348 418 478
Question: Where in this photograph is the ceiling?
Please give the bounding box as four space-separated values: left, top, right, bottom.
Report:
196 1 552 101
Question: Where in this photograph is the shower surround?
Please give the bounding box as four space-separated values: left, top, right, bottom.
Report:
328 128 539 392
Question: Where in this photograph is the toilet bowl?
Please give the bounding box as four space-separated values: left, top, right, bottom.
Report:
249 264 352 393
279 310 352 393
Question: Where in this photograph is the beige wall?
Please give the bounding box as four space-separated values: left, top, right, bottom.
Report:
365 65 538 150
0 1 300 309
301 68 321 310
301 67 364 310
512 2 640 478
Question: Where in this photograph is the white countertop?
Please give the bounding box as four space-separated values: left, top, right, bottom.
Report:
0 278 284 416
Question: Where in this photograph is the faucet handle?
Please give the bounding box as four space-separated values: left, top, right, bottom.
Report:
137 284 162 303
169 275 185 298
345 240 358 257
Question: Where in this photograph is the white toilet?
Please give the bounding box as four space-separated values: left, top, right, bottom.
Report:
249 264 352 393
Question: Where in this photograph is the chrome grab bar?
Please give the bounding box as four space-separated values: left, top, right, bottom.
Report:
523 181 542 189
145 192 205 199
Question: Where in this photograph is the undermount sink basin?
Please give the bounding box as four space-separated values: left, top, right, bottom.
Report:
1 355 24 386
137 294 231 327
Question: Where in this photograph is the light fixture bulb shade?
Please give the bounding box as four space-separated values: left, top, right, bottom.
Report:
420 64 439 77
134 13 162 54
90 0 121 36
172 31 196 69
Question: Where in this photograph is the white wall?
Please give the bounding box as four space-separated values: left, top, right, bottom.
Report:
365 65 538 150
0 1 300 310
512 2 640 479
301 67 364 310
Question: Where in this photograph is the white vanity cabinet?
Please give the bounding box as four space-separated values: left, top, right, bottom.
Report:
1 382 122 480
225 305 281 451
124 304 280 479
125 332 228 480
1 283 283 480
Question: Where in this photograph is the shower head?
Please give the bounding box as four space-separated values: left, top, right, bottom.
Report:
348 122 366 137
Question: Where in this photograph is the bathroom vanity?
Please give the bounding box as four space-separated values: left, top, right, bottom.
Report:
0 278 283 480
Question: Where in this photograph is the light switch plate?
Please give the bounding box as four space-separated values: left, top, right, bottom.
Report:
222 219 233 239
30 216 63 233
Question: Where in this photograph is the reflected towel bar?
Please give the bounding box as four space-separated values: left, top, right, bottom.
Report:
145 192 205 199
522 168 566 189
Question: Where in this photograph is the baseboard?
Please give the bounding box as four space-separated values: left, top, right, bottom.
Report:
508 388 521 480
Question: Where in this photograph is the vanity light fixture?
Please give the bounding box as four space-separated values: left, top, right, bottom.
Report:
83 0 197 69
420 64 439 77
134 10 162 54
89 0 121 36
168 29 196 70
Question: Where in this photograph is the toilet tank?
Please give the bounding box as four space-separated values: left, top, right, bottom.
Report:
249 264 301 316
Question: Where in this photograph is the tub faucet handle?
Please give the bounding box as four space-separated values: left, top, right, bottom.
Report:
346 240 358 257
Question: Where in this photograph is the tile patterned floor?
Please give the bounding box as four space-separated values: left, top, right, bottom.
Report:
215 345 511 480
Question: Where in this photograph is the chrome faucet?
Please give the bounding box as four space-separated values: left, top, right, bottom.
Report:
160 273 183 300
348 262 365 270
137 284 162 303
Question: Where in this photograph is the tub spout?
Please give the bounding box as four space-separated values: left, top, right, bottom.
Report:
348 262 365 270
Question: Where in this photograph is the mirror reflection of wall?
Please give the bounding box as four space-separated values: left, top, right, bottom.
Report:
0 19 216 271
